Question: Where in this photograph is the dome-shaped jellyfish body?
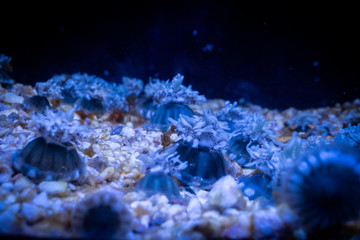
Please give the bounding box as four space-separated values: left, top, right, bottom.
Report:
281 144 360 231
23 95 50 112
72 191 132 238
238 172 273 201
135 172 181 200
77 97 105 114
136 94 158 119
227 134 261 167
12 137 86 182
149 102 194 131
172 141 226 190
227 134 251 166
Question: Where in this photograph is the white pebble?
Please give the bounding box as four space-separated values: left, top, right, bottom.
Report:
21 202 42 222
13 177 34 192
0 109 18 117
38 181 68 195
8 203 20 214
33 192 49 207
187 198 202 219
0 93 24 104
121 126 135 138
1 182 14 191
208 176 245 209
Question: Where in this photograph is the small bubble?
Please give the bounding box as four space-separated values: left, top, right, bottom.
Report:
104 70 109 76
202 44 215 52
192 29 198 36
313 61 319 67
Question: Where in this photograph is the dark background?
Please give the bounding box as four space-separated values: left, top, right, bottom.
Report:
1 1 359 109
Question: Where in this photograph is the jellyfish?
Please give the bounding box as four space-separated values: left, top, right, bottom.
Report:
171 141 226 190
12 137 85 182
23 95 50 112
281 144 360 231
135 172 181 200
72 191 132 238
148 102 194 131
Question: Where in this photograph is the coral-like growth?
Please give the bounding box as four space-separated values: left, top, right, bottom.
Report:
72 191 132 238
144 73 206 105
286 110 320 132
135 172 181 200
35 73 127 112
226 111 281 171
35 74 69 100
31 108 89 143
169 110 229 151
0 54 11 69
281 144 360 231
334 124 360 147
12 136 86 182
169 141 226 190
23 95 50 112
147 102 194 131
121 76 144 96
0 54 14 86
215 101 247 131
137 149 187 177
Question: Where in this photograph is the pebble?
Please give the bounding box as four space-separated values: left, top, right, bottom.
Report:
1 182 13 191
21 202 43 222
38 181 68 195
0 109 18 117
13 177 34 192
187 198 202 219
121 126 135 138
0 92 24 104
99 166 115 180
208 176 245 209
33 192 49 207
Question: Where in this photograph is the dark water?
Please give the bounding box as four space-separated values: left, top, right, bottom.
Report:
1 1 359 109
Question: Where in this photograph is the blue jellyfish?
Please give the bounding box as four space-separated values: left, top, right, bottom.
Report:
23 95 50 112
281 144 360 231
12 137 86 182
172 141 226 190
149 102 194 131
72 191 132 238
238 172 273 201
227 135 252 166
135 172 181 200
76 97 105 114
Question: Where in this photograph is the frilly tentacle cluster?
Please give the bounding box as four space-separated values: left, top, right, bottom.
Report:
169 109 229 151
335 123 360 147
31 108 90 143
0 54 11 68
144 73 206 105
220 102 281 171
120 76 144 96
215 101 247 131
137 148 187 177
35 73 128 111
285 110 320 132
